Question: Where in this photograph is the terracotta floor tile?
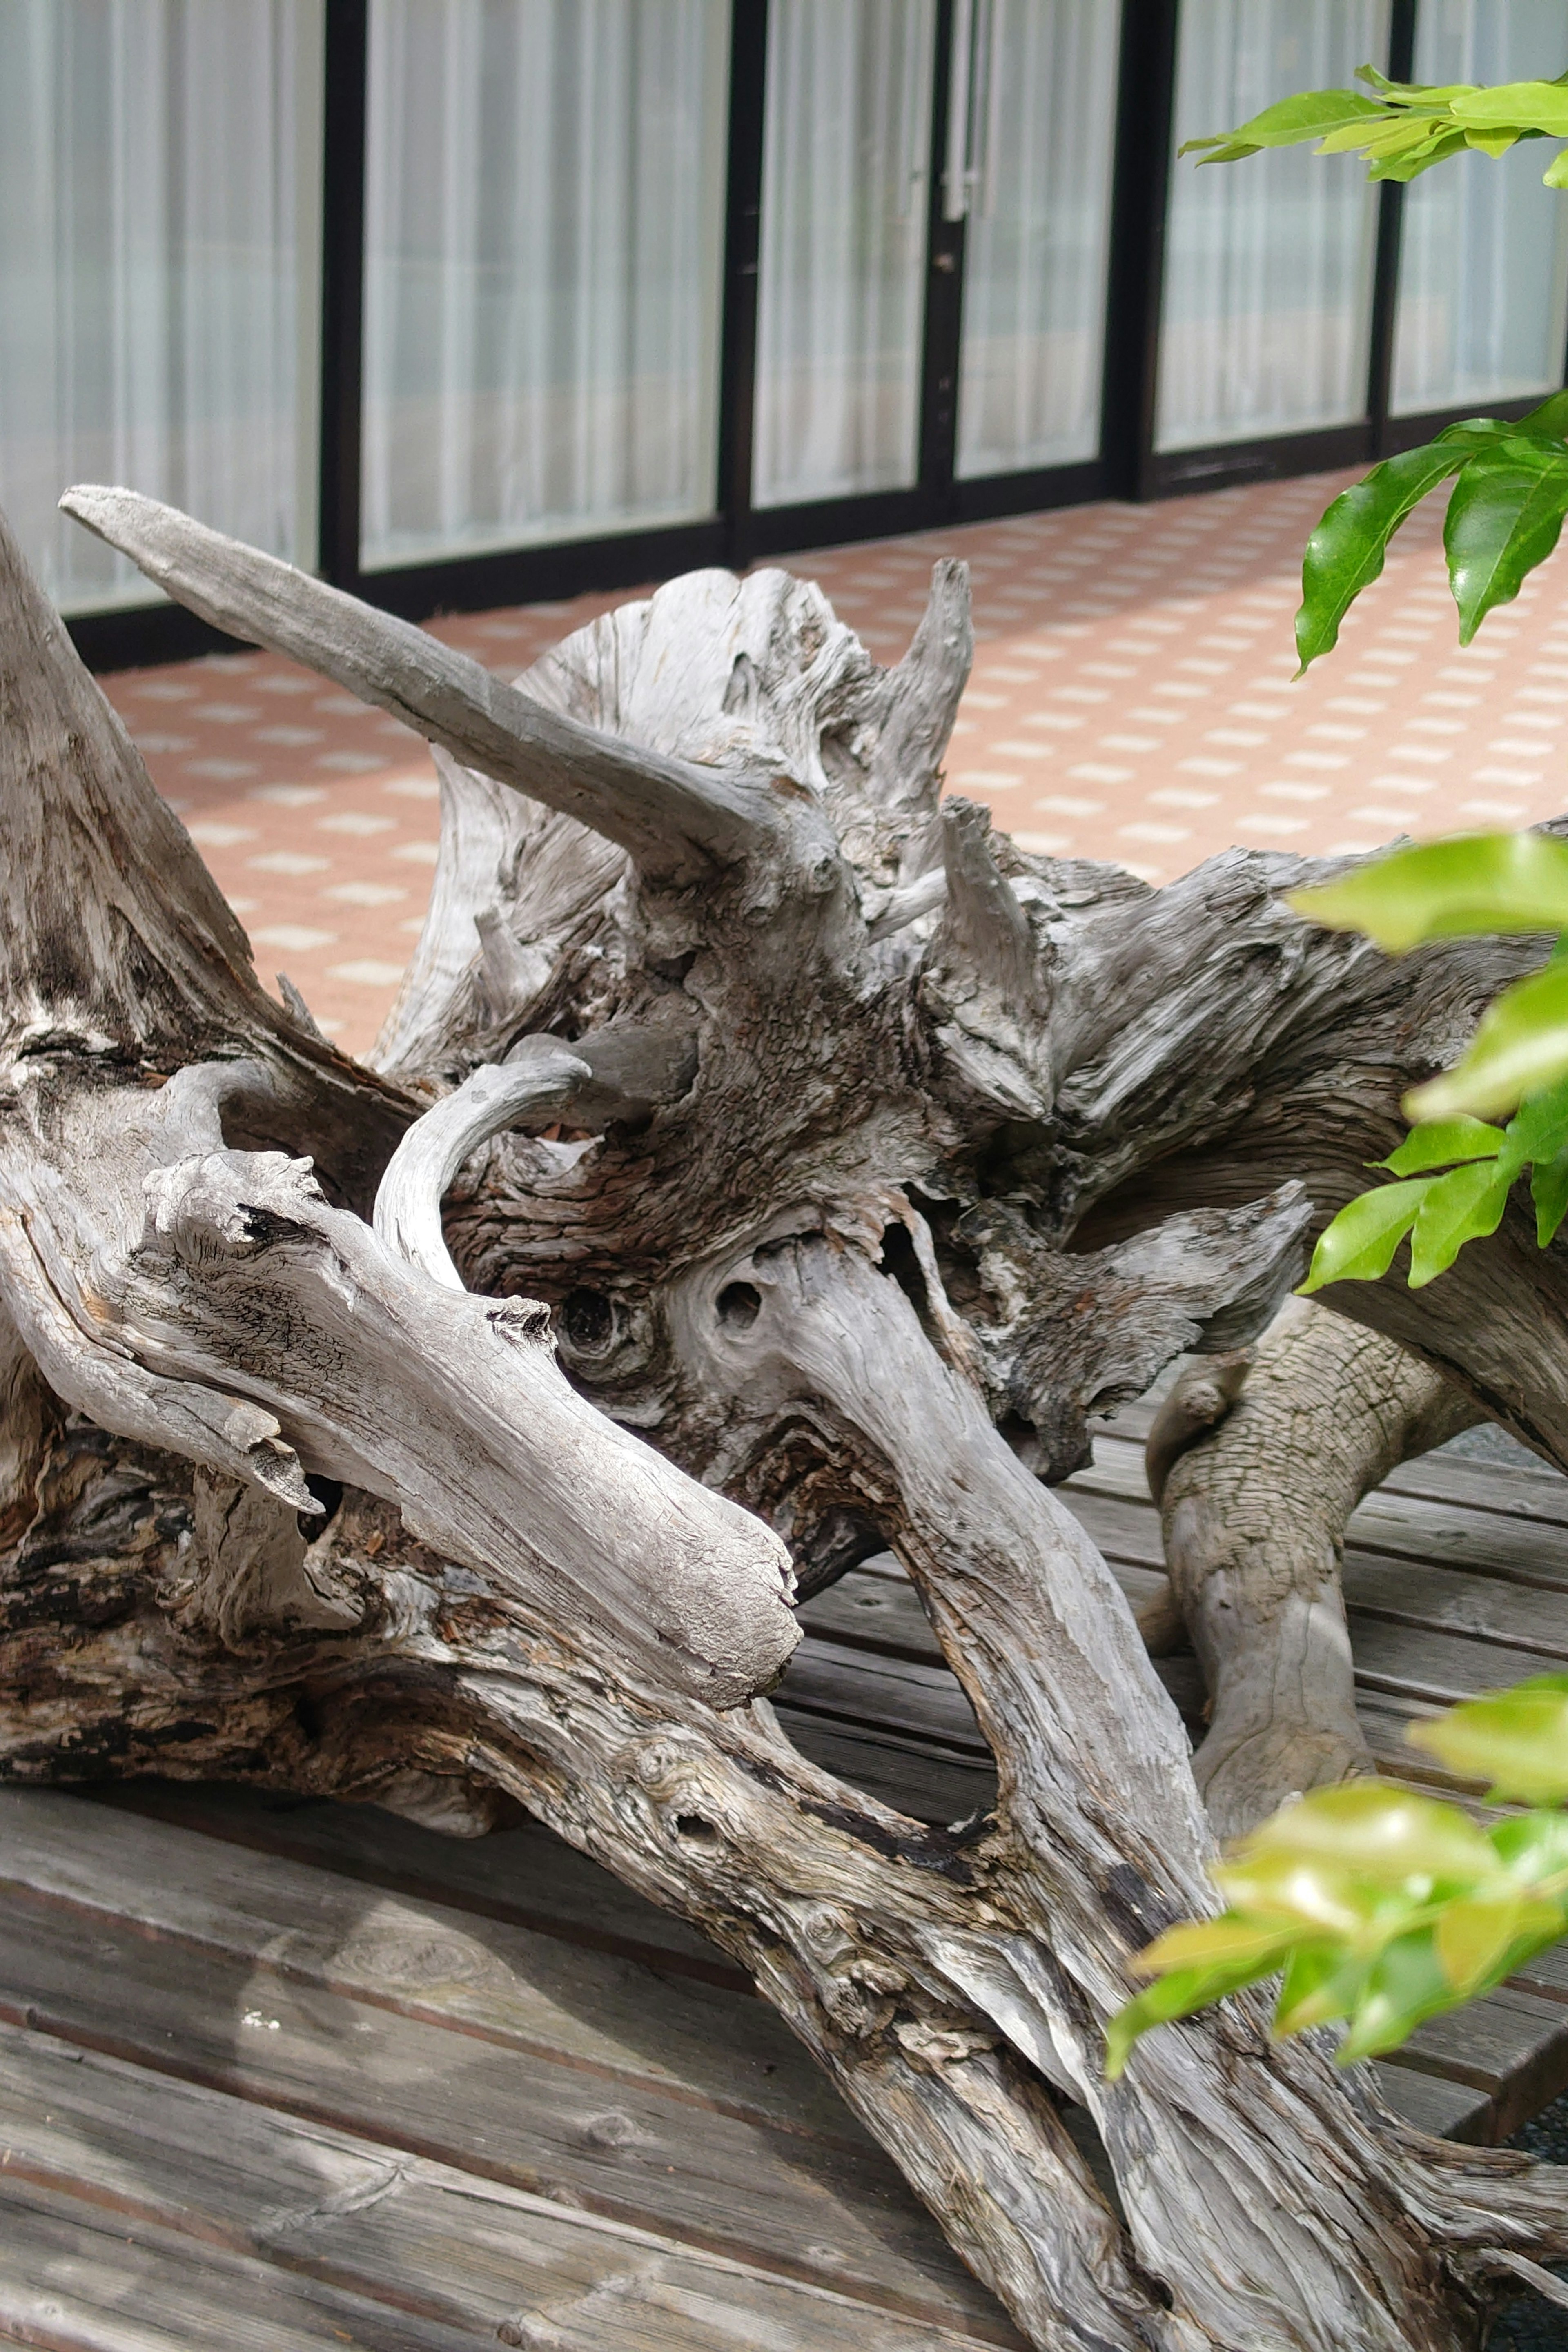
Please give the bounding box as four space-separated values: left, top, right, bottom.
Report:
99 466 1568 1060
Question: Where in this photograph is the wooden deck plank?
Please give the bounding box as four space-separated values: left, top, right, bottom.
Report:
0 2022 1010 2351
0 2174 484 2352
0 1800 1011 2339
0 1789 852 2148
1072 1434 1568 1596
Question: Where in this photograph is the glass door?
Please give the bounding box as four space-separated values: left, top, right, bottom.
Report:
1392 0 1568 419
751 0 936 511
360 0 731 571
0 0 323 614
1156 0 1389 454
952 0 1122 481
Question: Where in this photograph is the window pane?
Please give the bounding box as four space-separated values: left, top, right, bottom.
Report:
0 0 322 615
362 0 728 571
1392 1 1568 417
753 0 935 509
956 0 1121 480
1156 0 1388 453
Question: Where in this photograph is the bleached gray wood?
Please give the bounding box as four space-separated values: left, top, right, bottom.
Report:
0 2021 1013 2351
1 486 1566 2348
59 487 798 885
1151 1303 1488 1834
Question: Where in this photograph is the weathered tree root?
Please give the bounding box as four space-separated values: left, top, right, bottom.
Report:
0 485 1565 2347
1147 1301 1484 1836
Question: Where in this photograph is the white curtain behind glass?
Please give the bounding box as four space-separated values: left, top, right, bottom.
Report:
955 1 1121 480
0 0 320 614
753 0 935 509
1392 1 1568 416
361 0 728 570
1156 0 1388 452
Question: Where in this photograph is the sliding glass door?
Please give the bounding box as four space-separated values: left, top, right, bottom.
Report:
1156 0 1388 453
954 1 1122 480
360 0 731 569
0 0 322 612
1392 0 1568 417
752 0 935 509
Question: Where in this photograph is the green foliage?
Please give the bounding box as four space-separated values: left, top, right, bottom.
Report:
1119 60 1568 2099
1298 1071 1568 1295
1180 67 1568 185
1105 1691 1568 2079
1185 71 1568 664
1283 837 1568 1291
1287 832 1568 951
1294 405 1568 669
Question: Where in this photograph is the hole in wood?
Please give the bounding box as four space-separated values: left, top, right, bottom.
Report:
716 1281 762 1332
558 1287 615 1354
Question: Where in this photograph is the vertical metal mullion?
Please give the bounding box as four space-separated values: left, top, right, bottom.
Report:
318 0 368 588
717 0 769 572
1367 0 1418 454
1099 0 1180 502
918 0 963 510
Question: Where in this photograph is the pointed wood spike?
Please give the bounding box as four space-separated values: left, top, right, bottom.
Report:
869 559 973 815
60 486 790 885
939 797 1038 1008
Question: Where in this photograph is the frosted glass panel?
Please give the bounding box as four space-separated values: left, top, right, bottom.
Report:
956 1 1121 479
753 0 935 509
0 0 322 615
362 0 729 569
1392 1 1568 417
1156 1 1387 452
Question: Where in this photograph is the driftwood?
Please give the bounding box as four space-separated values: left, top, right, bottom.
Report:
1147 1304 1485 1838
2 484 1566 2348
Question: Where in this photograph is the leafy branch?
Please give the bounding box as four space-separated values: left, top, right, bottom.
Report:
1290 835 1568 1290
1108 1683 1568 2078
1181 66 1568 186
1106 69 1568 2087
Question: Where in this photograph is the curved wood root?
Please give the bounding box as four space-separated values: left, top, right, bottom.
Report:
1149 1300 1484 1838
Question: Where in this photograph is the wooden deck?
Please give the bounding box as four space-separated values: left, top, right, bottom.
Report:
0 1411 1565 2348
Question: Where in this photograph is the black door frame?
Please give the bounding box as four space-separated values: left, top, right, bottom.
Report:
66 0 1568 673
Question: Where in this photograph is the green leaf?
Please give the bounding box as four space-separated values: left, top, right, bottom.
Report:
1368 128 1475 183
1104 1950 1278 2079
1491 1806 1568 1888
1296 445 1469 670
1272 1942 1370 2036
1178 88 1385 166
1287 831 1568 952
1407 960 1568 1123
1127 1915 1303 1978
1408 1677 1568 1805
1407 1160 1513 1286
1497 1072 1568 1178
1435 1893 1564 1996
1445 439 1568 643
1219 1780 1499 1900
1377 1118 1505 1175
1486 389 1568 445
1299 1181 1428 1293
1338 1929 1457 2061
1532 1153 1568 1245
1450 79 1568 138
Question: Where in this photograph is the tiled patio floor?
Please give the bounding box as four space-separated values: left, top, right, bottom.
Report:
99 467 1568 1060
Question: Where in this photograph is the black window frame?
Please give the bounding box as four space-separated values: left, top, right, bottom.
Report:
65 0 1568 673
